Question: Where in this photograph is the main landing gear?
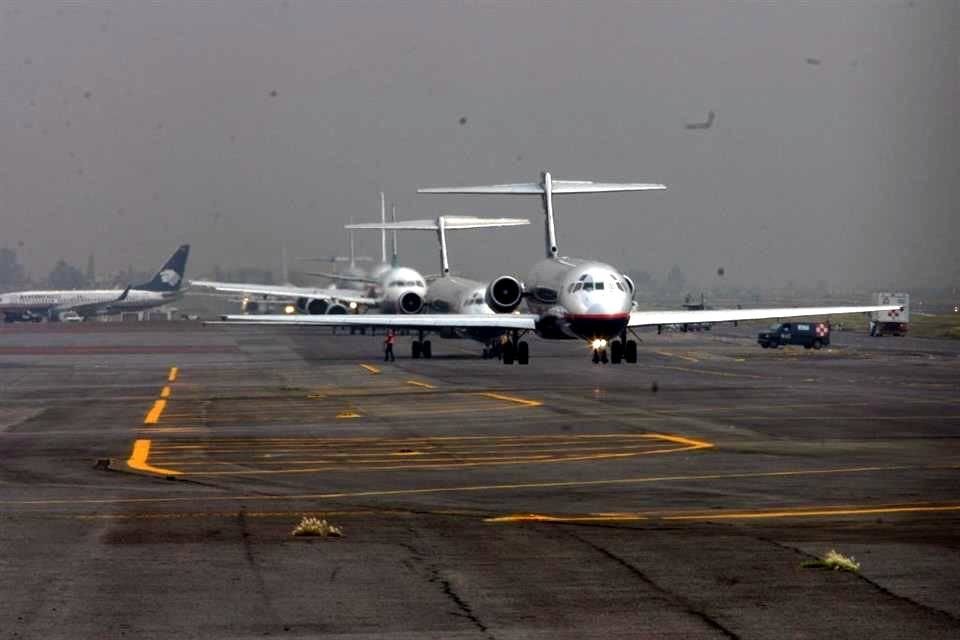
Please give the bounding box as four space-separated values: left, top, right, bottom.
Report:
594 331 639 365
411 330 432 359
501 330 529 365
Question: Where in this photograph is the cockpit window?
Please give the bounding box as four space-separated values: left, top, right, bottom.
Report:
582 282 594 291
595 282 604 290
573 282 582 292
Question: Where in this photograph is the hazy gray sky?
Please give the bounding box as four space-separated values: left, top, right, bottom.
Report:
2 1 957 290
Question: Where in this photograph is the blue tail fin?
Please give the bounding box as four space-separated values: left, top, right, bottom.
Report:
134 245 190 292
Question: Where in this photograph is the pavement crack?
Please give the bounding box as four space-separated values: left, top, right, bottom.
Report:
753 533 960 625
564 528 741 639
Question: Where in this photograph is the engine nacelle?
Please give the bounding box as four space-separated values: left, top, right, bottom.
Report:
485 275 524 313
325 303 348 315
399 291 423 314
296 297 329 315
241 299 260 313
621 275 635 296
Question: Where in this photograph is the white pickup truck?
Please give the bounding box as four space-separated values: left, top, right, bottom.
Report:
869 292 909 336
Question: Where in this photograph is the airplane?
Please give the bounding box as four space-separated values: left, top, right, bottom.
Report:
685 110 715 130
1 245 190 322
213 171 900 366
344 214 530 358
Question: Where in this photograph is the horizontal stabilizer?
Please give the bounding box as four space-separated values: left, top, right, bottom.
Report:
418 181 666 195
346 217 529 231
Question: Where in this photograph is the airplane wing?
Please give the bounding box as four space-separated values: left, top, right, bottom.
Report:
210 313 539 330
189 280 378 306
628 304 901 328
61 286 132 317
419 182 666 194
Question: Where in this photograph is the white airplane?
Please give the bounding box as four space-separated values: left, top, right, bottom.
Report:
215 171 900 365
193 194 429 316
1 245 190 322
344 214 530 358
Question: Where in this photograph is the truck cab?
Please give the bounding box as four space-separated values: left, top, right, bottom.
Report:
758 322 830 350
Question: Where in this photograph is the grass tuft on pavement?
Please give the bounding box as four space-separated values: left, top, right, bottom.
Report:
802 549 860 573
292 516 343 538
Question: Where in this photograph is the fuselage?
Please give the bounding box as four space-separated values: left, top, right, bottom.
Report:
425 274 505 342
377 266 427 314
525 257 633 341
0 288 181 317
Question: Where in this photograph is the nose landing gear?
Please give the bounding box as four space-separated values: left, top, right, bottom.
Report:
594 331 639 365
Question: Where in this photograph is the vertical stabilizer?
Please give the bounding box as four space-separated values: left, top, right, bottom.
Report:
379 192 387 264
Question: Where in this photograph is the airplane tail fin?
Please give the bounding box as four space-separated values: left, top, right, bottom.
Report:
133 245 190 292
347 216 529 276
419 172 665 259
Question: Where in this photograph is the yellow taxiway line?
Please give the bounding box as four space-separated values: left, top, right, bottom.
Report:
159 385 171 398
476 392 543 408
143 399 167 425
406 380 437 389
167 367 178 382
360 364 381 374
126 439 182 476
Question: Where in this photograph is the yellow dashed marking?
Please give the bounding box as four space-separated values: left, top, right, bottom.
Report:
335 409 363 419
144 399 167 425
476 392 543 408
360 364 381 374
160 386 171 398
167 367 178 382
406 380 437 389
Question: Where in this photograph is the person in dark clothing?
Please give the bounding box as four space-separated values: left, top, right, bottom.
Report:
384 330 396 362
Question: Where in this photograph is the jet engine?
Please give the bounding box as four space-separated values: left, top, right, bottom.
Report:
296 297 329 315
485 275 524 313
621 275 635 296
241 299 260 313
325 302 348 315
399 291 423 314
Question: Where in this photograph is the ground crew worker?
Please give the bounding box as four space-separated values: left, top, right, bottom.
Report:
384 330 396 362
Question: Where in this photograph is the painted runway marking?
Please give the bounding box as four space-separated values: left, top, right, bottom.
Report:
159 385 171 398
360 364 381 374
143 399 167 425
476 392 543 408
6 463 956 507
126 439 182 476
486 503 960 524
168 367 178 382
143 433 712 476
406 380 437 389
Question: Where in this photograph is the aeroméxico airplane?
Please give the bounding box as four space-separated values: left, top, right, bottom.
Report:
344 215 530 359
215 171 900 365
1 245 190 322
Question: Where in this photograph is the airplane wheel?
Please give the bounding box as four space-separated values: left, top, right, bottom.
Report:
610 340 623 364
412 341 421 359
517 341 529 365
422 340 432 359
625 340 638 363
592 350 600 364
600 349 608 364
502 342 515 365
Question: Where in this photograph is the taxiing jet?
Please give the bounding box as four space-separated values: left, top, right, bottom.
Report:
344 214 529 358
215 172 900 365
1 245 190 322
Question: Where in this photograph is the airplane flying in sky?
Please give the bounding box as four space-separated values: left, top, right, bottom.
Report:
1 245 190 322
344 214 530 358
215 171 900 365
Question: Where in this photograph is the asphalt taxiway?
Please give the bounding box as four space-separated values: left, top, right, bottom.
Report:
1 321 958 638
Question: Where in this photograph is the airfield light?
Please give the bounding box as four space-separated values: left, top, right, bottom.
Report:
284 305 296 314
